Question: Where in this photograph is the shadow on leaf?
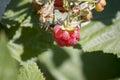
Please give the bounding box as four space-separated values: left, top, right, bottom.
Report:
1 0 34 26
52 46 70 67
15 27 53 60
92 0 120 25
36 60 56 80
81 51 120 80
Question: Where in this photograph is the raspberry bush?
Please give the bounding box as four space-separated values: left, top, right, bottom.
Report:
1 0 120 80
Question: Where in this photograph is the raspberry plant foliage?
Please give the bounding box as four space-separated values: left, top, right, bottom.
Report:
0 33 18 80
1 0 120 80
79 0 120 57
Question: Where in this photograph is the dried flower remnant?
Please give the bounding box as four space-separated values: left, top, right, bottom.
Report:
38 1 54 23
32 0 106 46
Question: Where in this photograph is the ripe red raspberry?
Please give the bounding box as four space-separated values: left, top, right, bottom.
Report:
54 0 68 13
54 0 63 7
53 24 80 46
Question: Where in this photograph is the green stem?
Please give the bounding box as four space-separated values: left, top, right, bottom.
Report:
52 9 55 24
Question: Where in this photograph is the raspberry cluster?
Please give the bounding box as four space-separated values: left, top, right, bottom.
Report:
32 0 106 46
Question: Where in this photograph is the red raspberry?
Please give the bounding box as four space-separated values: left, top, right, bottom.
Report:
53 24 80 46
54 0 63 7
59 9 68 13
54 0 68 13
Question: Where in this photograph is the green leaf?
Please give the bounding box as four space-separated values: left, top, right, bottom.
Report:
1 0 53 60
79 0 120 57
18 61 45 80
38 46 85 80
7 27 23 62
1 20 53 61
1 0 39 27
14 27 53 60
38 46 120 80
0 0 11 20
0 32 18 80
0 24 23 62
8 41 23 62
